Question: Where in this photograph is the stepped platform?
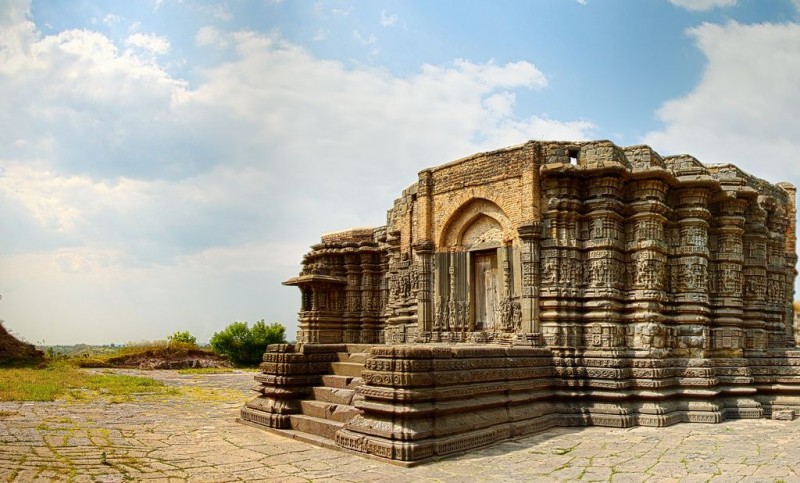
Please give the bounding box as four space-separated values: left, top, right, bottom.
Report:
239 344 370 450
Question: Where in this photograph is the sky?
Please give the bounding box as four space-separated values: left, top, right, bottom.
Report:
1 0 800 345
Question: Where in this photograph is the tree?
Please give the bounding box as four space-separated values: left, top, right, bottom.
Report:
167 330 197 347
210 320 286 365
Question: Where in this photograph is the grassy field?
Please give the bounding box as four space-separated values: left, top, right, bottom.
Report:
0 362 177 402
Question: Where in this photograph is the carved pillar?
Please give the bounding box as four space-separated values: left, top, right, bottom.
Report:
518 222 541 334
626 178 670 354
709 198 746 355
670 186 712 357
414 242 434 336
358 247 383 344
742 199 768 354
765 201 788 348
778 183 798 345
583 175 626 351
343 248 362 343
539 176 582 348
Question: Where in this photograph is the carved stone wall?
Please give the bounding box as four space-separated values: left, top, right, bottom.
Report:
268 139 800 464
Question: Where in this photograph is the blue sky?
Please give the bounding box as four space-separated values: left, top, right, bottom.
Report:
1 0 800 345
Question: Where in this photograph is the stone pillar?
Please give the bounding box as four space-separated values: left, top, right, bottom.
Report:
778 183 798 345
358 247 382 343
343 249 362 343
670 186 712 357
518 222 541 334
539 176 582 348
709 198 747 356
414 242 434 336
626 178 670 355
765 201 789 348
742 199 768 354
583 175 626 351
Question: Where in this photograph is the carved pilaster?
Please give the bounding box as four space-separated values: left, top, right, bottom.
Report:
539 176 583 348
414 242 434 336
582 175 626 351
742 198 769 353
670 186 712 357
518 222 541 333
708 197 746 356
626 178 670 355
765 199 789 348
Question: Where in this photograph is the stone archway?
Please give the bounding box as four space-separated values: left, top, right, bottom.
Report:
432 198 519 336
439 198 513 250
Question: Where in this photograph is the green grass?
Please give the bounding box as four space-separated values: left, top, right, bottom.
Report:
0 362 176 402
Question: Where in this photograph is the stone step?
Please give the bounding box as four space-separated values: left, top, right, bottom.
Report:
321 375 364 389
272 428 340 450
300 400 334 419
331 361 364 378
289 414 344 441
336 352 369 364
300 400 362 423
312 386 356 405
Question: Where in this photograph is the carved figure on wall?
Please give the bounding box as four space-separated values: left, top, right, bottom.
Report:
411 265 420 296
401 272 412 299
446 298 456 331
542 258 557 284
457 300 469 331
388 277 400 302
684 261 706 291
720 267 742 295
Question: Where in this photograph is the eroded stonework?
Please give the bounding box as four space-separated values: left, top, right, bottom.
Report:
242 140 800 464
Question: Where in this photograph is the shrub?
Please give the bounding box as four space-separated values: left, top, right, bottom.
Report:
209 320 286 365
167 330 197 347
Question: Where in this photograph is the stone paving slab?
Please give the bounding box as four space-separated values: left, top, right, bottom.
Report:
2 369 800 481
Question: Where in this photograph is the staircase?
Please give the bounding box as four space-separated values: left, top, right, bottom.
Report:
281 351 368 447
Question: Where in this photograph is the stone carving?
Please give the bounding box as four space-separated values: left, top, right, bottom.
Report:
250 140 799 465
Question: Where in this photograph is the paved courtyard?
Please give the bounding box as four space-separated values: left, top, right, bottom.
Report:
1 369 800 482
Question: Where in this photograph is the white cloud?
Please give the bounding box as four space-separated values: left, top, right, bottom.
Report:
331 7 352 17
201 4 233 21
125 32 170 55
311 28 328 41
668 0 736 11
352 29 376 45
102 14 121 27
0 2 593 344
196 25 227 47
644 21 800 184
380 9 398 27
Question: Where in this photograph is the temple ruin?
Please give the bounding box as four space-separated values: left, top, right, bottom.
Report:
240 140 800 464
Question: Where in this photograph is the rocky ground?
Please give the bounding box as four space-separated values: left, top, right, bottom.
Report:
2 369 800 481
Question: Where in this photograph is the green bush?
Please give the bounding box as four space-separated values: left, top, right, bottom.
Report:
209 320 285 365
167 330 197 347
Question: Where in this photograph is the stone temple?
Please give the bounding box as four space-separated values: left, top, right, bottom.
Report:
239 140 800 464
